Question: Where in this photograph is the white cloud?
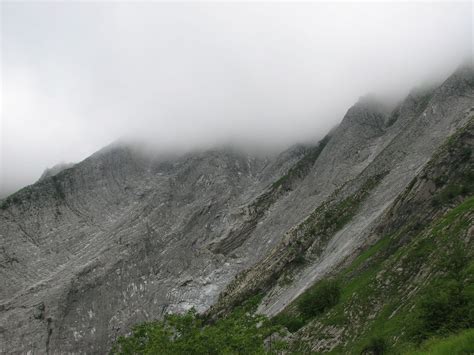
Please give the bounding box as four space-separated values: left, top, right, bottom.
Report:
1 1 472 196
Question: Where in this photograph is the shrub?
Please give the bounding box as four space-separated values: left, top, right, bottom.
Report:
459 147 471 162
361 336 387 354
411 275 474 341
410 248 474 341
292 254 307 266
272 313 305 332
297 279 341 319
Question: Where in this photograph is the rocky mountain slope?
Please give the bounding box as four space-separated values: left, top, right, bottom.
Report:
110 114 474 355
265 116 474 353
210 64 474 319
0 64 473 353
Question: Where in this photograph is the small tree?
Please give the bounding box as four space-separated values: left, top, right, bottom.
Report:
298 279 341 319
361 336 387 355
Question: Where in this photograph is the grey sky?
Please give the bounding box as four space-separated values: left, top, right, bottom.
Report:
1 1 472 197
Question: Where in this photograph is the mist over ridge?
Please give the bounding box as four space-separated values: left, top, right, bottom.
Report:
2 1 472 197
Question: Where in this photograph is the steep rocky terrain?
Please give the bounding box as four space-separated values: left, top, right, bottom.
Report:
210 64 474 319
0 142 308 353
0 64 472 353
268 116 474 353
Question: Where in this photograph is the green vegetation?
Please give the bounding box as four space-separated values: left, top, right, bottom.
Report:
361 336 387 355
431 180 472 207
271 280 341 334
110 296 283 355
409 328 474 355
430 123 473 208
271 313 305 333
298 280 341 319
412 275 474 341
407 241 474 342
280 197 474 354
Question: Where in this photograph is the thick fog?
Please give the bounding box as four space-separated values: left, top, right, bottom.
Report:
1 1 472 197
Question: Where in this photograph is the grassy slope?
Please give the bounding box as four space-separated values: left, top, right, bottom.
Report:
409 328 474 355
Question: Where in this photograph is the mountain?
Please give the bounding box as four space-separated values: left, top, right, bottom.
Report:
0 64 473 354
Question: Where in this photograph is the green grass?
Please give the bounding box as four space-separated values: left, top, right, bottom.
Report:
343 235 392 276
408 328 474 355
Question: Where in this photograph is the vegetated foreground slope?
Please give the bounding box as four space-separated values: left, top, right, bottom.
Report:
0 64 473 354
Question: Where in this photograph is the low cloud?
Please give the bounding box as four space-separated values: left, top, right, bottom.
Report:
1 1 472 196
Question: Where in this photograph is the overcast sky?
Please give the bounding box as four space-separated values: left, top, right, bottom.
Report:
1 1 472 197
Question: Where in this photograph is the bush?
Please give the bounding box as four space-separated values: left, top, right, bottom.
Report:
297 279 341 319
361 336 387 354
459 147 472 162
272 313 305 332
410 262 474 342
292 254 307 266
415 280 473 338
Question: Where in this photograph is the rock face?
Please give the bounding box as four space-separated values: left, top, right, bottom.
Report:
38 163 76 182
0 145 302 353
1 64 473 353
